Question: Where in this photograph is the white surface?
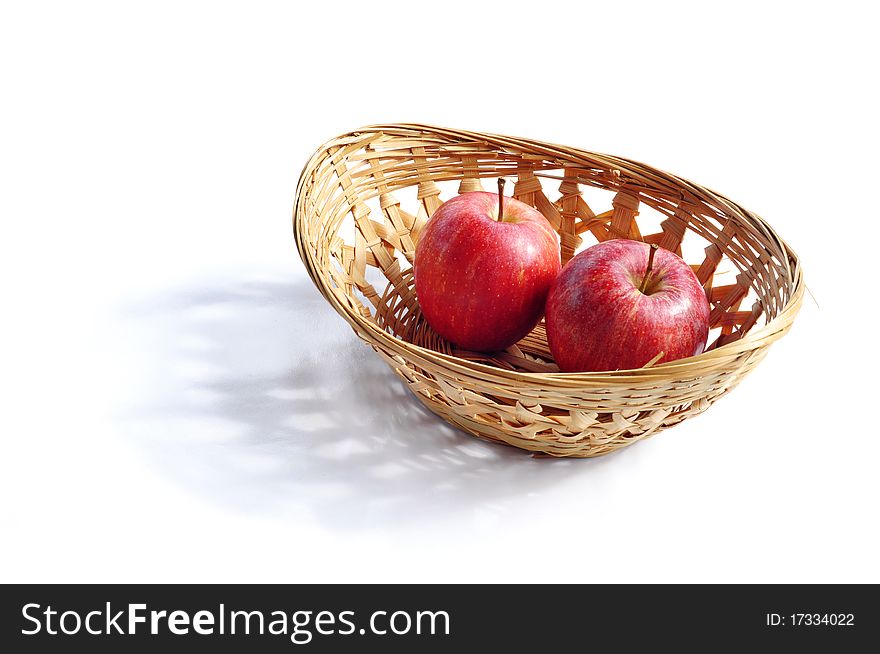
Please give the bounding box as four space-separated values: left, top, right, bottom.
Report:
1 1 878 583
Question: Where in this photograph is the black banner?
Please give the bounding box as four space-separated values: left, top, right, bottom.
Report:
1 584 875 651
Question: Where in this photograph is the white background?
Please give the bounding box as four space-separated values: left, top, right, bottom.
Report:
2 1 878 583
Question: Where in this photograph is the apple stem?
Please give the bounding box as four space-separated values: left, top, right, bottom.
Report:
497 178 505 222
639 243 659 294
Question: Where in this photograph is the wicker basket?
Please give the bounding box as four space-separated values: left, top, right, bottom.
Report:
294 124 803 457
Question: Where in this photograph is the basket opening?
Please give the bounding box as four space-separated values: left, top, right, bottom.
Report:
304 132 789 374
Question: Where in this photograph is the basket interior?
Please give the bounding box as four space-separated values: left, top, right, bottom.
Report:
300 128 795 374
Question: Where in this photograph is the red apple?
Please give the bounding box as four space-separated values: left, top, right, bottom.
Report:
414 181 561 352
546 239 710 372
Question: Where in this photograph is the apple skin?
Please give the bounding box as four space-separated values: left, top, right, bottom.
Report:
545 239 710 372
414 191 561 353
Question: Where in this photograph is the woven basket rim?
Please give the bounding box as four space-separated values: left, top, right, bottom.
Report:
294 123 804 386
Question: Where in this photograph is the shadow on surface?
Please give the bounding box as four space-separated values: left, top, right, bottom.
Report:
120 275 613 529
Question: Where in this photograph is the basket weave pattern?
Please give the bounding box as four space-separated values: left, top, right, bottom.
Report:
294 125 803 457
